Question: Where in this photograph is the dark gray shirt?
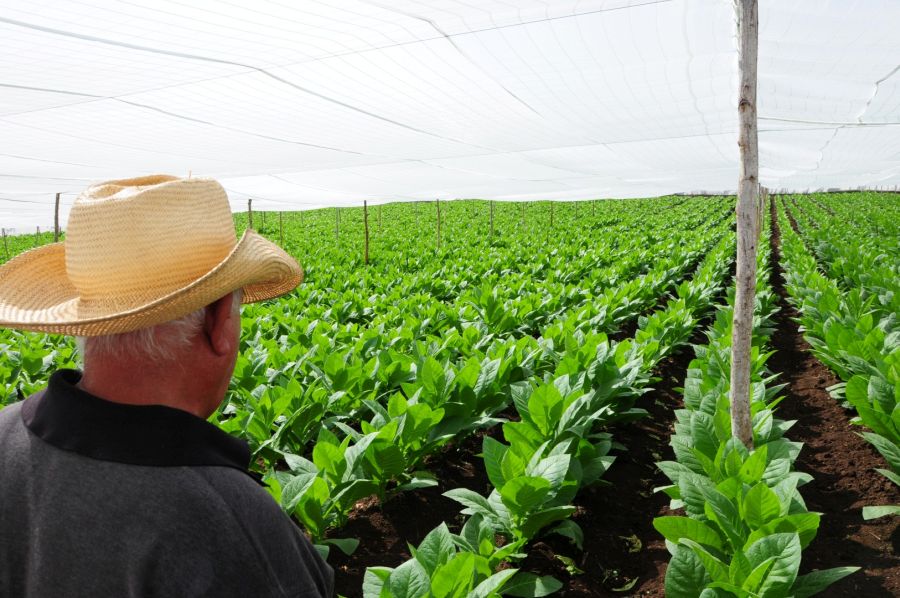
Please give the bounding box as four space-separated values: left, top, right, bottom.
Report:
0 370 333 597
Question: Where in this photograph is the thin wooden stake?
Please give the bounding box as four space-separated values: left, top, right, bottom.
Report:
730 0 759 450
364 200 370 265
1 228 8 260
54 192 60 242
279 211 284 246
35 226 40 247
490 201 494 239
436 199 441 250
248 198 253 230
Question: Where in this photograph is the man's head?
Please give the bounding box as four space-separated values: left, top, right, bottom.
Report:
0 175 302 415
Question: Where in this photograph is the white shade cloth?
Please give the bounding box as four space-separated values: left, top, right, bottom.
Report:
1 0 898 230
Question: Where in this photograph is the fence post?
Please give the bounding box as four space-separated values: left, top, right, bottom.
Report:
248 199 253 230
730 0 760 450
54 192 60 242
490 201 494 239
364 201 370 265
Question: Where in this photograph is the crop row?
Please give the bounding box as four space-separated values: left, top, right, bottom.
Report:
777 197 899 520
653 207 858 597
357 231 737 596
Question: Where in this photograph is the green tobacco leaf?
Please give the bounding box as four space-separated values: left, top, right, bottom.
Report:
388 559 431 598
790 567 860 598
323 537 359 556
679 539 729 583
862 505 900 520
653 516 724 551
470 569 518 598
738 445 768 484
444 488 498 520
482 436 509 490
363 566 391 598
502 573 563 597
741 483 783 528
414 523 456 576
862 432 900 472
500 476 551 513
431 552 478 598
745 532 802 597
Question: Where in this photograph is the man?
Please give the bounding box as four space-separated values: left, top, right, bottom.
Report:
0 175 333 597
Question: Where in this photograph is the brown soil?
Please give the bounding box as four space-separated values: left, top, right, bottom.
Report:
768 199 900 597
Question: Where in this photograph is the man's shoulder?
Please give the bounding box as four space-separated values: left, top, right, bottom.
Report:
0 400 23 427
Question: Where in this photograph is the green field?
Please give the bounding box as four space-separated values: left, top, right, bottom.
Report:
0 193 897 597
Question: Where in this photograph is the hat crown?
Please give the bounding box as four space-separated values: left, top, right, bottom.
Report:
65 175 237 309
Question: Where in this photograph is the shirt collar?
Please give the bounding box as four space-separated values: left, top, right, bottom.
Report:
22 369 259 482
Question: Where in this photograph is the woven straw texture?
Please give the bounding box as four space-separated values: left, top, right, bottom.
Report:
0 175 302 336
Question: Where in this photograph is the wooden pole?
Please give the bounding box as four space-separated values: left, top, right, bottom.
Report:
730 0 759 450
490 201 494 239
248 199 253 230
436 199 441 250
364 200 370 265
35 226 40 247
1 228 8 260
54 192 60 242
279 211 284 246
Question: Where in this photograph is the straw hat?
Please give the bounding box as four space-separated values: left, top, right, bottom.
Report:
0 175 302 336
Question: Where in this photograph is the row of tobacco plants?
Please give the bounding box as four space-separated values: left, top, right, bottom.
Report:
778 194 899 519
653 208 859 597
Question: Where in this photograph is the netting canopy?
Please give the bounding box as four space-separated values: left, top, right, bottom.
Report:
1 0 898 230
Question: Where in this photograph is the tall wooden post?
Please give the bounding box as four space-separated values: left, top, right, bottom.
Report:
35 226 40 247
248 199 253 230
490 201 494 239
279 211 284 246
364 201 370 265
436 199 441 250
54 192 60 242
1 228 8 260
730 0 759 450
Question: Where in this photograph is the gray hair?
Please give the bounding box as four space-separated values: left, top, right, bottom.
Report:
77 290 242 364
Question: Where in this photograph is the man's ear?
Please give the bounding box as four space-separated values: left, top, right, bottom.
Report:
204 293 237 356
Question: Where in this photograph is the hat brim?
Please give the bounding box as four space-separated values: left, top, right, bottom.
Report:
0 230 302 336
